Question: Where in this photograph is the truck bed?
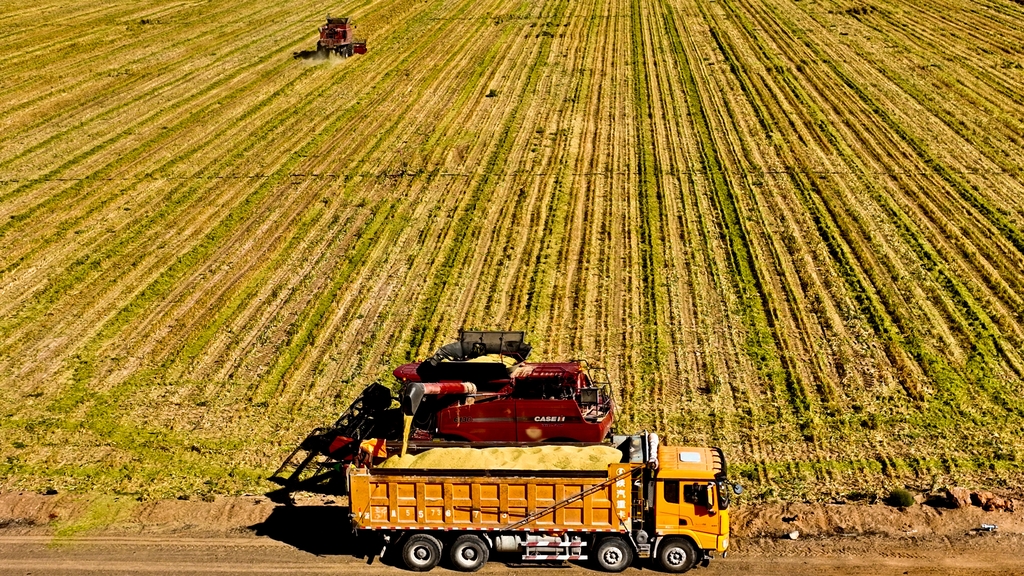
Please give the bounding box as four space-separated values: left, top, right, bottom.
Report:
349 464 636 533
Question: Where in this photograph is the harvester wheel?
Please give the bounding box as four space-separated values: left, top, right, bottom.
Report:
402 533 442 571
656 537 698 573
594 536 633 573
449 534 488 572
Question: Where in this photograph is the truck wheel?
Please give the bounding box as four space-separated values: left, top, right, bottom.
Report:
656 538 698 573
594 536 633 573
402 533 442 571
449 534 489 572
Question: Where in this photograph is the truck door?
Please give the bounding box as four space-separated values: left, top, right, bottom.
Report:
654 479 681 532
681 482 721 535
655 480 720 535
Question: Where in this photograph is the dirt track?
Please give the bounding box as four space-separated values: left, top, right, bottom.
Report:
2 494 1023 575
2 533 1023 575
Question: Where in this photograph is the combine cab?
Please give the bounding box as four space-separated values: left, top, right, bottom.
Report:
317 15 367 57
268 331 616 501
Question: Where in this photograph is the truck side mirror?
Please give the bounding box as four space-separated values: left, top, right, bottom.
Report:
733 484 743 495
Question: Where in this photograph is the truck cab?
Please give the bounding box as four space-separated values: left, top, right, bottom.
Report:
649 446 730 569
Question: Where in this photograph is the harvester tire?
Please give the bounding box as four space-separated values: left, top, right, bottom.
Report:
448 534 488 572
402 533 442 572
656 537 698 573
594 536 633 573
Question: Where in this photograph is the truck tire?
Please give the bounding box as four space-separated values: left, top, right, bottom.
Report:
402 533 442 571
449 534 489 572
594 536 633 573
656 538 698 573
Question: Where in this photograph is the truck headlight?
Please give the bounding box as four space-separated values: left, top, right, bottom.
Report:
721 537 729 550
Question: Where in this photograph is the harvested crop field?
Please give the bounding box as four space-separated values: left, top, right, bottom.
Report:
1 0 1023 501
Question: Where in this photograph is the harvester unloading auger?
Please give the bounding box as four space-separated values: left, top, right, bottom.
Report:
267 330 616 502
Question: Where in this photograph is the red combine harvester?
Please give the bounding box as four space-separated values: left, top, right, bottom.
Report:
317 15 367 57
397 332 615 443
268 331 616 501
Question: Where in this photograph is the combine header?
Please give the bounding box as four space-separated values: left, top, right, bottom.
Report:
317 15 367 57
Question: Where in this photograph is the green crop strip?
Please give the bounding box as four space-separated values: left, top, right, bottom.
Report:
44 0 474 395
624 0 667 424
254 199 405 403
0 58 306 332
730 0 1024 409
552 3 603 355
705 3 918 404
660 1 808 433
795 16 1024 268
405 0 571 359
0 0 297 171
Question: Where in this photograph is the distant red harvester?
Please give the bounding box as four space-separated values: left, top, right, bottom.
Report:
317 15 367 57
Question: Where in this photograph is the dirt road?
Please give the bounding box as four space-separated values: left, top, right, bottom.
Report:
2 494 1023 575
2 533 1023 576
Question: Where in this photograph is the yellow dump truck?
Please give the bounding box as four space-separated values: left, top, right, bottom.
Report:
348 434 738 572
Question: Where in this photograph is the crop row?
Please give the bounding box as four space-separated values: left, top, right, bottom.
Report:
1 0 1023 498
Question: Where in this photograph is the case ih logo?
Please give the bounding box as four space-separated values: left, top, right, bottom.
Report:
534 416 566 423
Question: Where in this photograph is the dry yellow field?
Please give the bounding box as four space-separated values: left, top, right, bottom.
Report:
1 0 1023 500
